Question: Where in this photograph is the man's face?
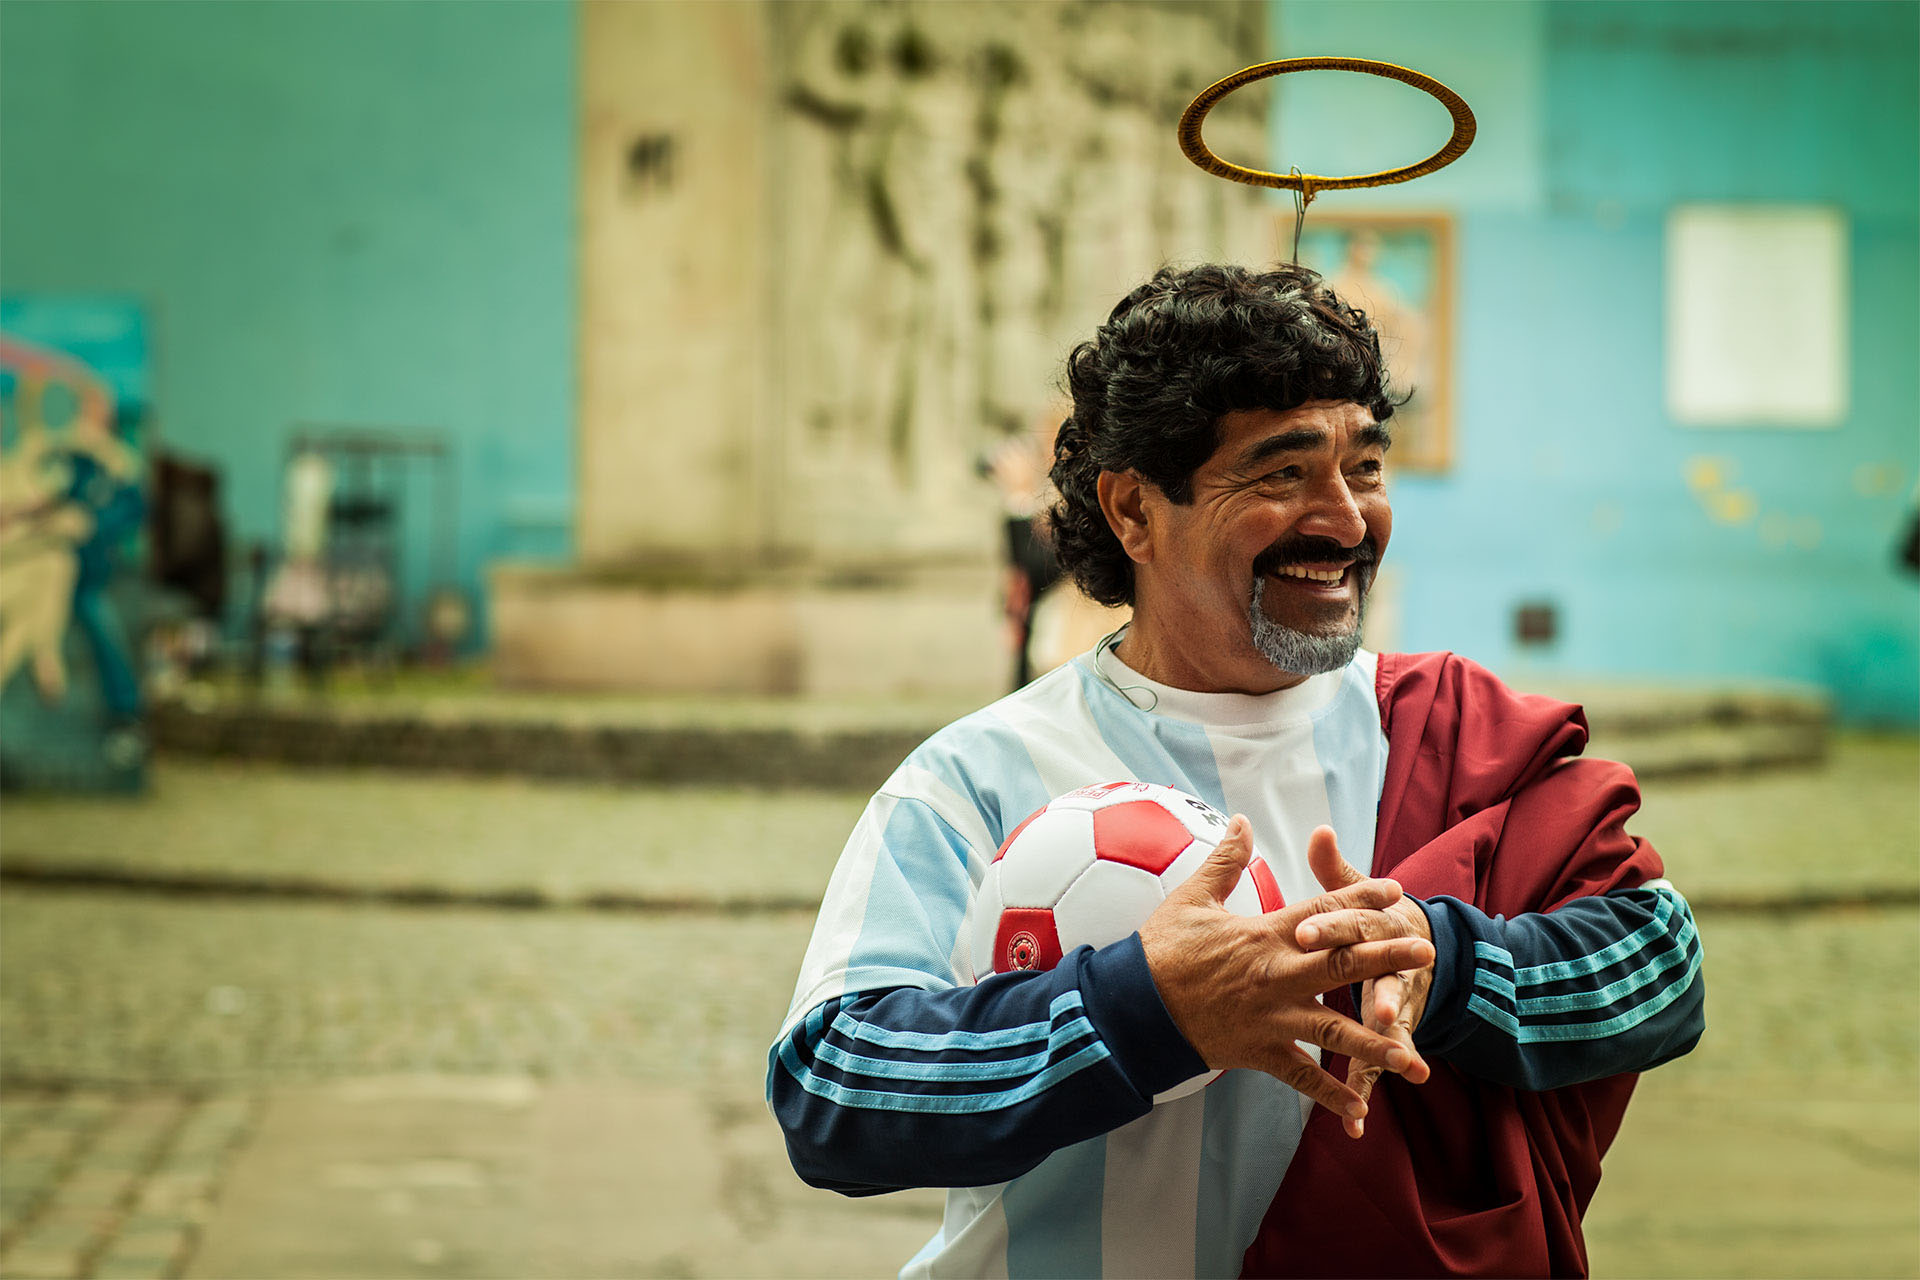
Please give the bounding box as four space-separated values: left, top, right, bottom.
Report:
1126 400 1391 692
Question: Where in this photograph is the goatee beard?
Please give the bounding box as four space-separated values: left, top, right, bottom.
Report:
1248 576 1366 676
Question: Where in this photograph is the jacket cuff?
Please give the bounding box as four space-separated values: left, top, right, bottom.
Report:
1077 934 1209 1100
1411 895 1480 1056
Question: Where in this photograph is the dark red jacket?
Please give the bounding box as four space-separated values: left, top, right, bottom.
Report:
1243 651 1666 1278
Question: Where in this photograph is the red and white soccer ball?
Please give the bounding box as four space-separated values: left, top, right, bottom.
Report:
971 781 1286 1103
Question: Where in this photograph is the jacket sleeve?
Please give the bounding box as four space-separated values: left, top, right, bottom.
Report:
1411 881 1705 1090
768 934 1207 1194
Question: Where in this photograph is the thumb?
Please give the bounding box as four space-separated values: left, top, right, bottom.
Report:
1178 814 1255 906
1308 824 1366 893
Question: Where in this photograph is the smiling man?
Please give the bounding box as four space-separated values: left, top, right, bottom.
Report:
1098 400 1389 692
770 263 1704 1278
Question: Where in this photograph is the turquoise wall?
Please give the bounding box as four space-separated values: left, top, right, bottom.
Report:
1271 0 1919 725
7 0 1914 716
0 0 577 644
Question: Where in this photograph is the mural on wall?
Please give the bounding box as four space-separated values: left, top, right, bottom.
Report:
772 0 1271 557
1297 213 1455 472
0 298 150 792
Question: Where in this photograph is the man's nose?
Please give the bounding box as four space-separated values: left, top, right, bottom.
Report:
1297 476 1368 547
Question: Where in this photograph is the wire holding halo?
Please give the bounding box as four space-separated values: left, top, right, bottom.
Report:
1287 168 1309 262
1178 57 1476 195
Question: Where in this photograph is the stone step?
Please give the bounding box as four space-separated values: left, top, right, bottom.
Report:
150 678 1829 790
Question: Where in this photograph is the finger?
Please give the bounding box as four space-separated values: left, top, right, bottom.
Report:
1175 815 1255 907
1358 974 1432 1087
1276 876 1404 930
1343 1058 1383 1138
1268 1043 1369 1122
1339 1031 1430 1136
1298 1005 1421 1079
1372 972 1406 1029
1383 973 1430 1084
1303 937 1435 989
1308 824 1365 892
1295 908 1421 950
1378 1007 1429 1085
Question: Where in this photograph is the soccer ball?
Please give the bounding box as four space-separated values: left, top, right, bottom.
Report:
971 781 1286 1103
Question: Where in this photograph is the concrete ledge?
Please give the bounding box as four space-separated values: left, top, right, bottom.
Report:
153 701 931 791
488 565 1005 697
149 678 1831 790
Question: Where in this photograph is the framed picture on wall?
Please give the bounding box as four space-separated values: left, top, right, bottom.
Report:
1292 213 1455 472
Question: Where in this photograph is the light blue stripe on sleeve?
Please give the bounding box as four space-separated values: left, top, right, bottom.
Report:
778 1037 1113 1113
1474 967 1518 1002
815 1028 1094 1083
1469 900 1700 1021
1474 940 1518 973
1509 892 1681 985
1472 924 1699 1017
835 990 1088 1052
1509 918 1700 1014
1310 658 1388 877
1466 948 1703 1043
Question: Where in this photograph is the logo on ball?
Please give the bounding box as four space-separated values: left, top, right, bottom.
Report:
1007 931 1041 970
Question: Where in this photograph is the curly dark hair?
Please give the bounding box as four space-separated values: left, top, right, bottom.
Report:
1047 262 1399 607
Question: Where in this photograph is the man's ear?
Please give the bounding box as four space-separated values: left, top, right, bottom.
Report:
1097 470 1153 566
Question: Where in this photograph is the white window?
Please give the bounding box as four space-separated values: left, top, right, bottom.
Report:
1665 205 1849 427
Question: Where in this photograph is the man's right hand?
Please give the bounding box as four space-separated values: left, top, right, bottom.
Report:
1137 815 1435 1124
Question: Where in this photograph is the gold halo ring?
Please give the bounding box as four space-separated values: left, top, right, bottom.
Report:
1179 57 1475 195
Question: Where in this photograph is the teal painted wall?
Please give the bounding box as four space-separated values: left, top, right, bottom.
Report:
1271 0 1919 725
0 0 577 644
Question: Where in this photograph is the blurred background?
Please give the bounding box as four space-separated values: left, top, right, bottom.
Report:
0 1 1914 1277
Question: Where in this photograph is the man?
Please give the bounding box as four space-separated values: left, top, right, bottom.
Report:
769 264 1704 1277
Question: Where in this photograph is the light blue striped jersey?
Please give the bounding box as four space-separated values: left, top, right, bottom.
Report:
776 646 1390 1278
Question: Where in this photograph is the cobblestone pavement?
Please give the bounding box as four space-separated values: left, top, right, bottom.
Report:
1 891 818 1089
1 890 947 1278
0 1088 256 1280
3 887 1912 1093
2 736 1916 1277
5 882 1917 1277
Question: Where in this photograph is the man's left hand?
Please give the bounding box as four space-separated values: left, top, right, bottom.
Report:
1293 825 1435 1139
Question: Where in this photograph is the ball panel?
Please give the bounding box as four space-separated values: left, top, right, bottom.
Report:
1248 855 1286 913
1157 790 1232 843
1159 840 1213 895
1053 861 1167 952
1221 872 1263 917
996 807 1096 906
1048 780 1150 810
994 908 1063 973
970 865 1006 978
992 806 1046 863
1091 800 1196 874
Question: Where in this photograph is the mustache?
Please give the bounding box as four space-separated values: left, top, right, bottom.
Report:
1252 536 1379 579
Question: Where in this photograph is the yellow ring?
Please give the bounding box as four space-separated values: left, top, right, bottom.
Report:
1179 57 1475 194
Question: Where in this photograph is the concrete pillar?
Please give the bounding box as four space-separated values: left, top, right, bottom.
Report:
495 0 1271 696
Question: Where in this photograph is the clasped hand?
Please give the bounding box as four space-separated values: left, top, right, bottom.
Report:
1139 817 1434 1137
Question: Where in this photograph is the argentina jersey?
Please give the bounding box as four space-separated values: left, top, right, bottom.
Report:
772 645 1391 1279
